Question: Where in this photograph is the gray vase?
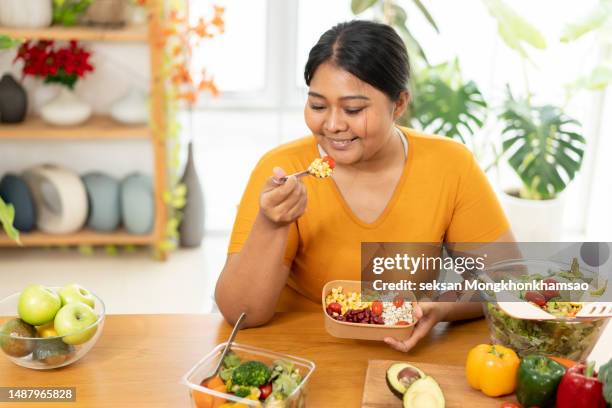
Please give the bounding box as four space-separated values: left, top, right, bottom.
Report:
83 172 121 232
179 142 204 247
120 173 154 235
0 74 28 123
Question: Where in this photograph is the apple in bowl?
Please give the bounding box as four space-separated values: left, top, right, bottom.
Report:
0 284 105 369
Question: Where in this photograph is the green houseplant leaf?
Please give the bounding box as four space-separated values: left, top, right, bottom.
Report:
0 35 22 50
560 0 612 42
0 198 21 244
410 0 440 33
351 0 378 14
409 59 488 144
499 89 586 199
482 0 546 57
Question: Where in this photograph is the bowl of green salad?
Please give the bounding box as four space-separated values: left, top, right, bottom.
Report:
183 342 315 408
481 259 609 361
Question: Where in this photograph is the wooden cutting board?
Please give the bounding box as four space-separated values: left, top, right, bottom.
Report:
362 360 518 408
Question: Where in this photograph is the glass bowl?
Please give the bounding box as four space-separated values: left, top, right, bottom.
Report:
481 259 609 361
0 287 105 369
183 342 315 408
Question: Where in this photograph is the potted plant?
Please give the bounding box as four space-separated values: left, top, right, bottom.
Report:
484 0 612 241
351 0 490 153
497 88 585 241
14 40 95 126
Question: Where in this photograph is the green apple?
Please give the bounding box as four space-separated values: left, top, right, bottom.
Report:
59 284 95 308
54 302 98 345
0 318 36 357
18 285 61 326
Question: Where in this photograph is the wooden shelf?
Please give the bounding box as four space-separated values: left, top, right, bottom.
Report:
0 229 155 247
0 115 150 139
0 25 148 42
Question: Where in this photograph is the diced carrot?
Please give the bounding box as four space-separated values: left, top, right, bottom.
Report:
210 384 227 407
212 397 227 408
205 375 225 389
192 389 213 408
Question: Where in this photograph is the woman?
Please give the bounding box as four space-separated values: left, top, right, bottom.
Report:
215 20 513 352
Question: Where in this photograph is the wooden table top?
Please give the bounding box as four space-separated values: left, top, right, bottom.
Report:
0 313 490 407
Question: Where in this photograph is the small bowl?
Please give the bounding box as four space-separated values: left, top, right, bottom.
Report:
0 288 105 369
321 280 417 341
182 342 315 408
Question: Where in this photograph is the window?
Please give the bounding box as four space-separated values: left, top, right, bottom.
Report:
189 0 267 93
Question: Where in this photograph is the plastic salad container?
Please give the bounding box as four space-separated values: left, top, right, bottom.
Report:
182 342 315 408
481 259 609 360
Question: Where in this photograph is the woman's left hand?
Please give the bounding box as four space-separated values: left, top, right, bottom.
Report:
383 302 450 352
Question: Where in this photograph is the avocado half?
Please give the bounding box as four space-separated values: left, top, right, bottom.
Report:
403 376 445 408
386 363 426 399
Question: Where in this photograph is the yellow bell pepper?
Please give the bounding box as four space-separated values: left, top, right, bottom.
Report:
465 344 520 397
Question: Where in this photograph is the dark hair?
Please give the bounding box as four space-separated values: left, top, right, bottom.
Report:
304 20 410 101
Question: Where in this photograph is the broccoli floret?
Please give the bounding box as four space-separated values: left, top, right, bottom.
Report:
223 352 241 369
232 385 252 398
232 360 272 387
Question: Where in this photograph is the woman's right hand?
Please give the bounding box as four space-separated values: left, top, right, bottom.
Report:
259 167 307 225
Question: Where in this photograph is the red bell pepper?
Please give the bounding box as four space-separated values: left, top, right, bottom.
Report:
556 362 606 408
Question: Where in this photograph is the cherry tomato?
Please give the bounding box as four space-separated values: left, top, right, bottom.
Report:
259 383 272 400
371 301 383 316
393 296 404 308
328 302 342 315
322 155 335 169
396 321 410 326
542 278 560 300
499 403 520 408
525 291 546 307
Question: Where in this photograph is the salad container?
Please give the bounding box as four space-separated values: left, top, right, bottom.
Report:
322 280 417 341
182 342 315 408
481 259 609 360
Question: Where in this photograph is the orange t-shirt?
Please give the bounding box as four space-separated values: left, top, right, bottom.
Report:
228 127 510 310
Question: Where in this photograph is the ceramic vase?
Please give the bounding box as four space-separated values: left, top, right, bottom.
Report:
179 142 204 247
82 172 121 232
0 174 36 232
0 0 52 28
81 0 126 27
40 87 92 126
120 173 154 235
0 74 28 123
110 87 148 125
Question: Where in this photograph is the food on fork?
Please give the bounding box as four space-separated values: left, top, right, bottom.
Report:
307 155 335 178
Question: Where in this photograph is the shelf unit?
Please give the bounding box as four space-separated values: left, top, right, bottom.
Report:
0 25 148 42
0 3 169 257
0 115 150 139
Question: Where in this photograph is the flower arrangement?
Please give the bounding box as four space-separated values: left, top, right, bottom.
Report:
153 4 225 253
14 40 94 89
162 6 225 104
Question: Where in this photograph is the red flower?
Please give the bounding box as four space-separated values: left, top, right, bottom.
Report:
13 40 94 88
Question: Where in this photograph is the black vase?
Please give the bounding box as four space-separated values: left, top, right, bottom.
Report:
0 74 28 123
179 141 204 248
0 173 36 232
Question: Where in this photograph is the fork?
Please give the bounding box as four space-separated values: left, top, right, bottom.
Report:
272 170 311 185
200 312 246 385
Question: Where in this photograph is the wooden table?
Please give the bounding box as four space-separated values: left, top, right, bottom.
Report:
0 313 489 407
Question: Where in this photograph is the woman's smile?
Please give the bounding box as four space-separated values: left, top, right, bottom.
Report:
324 135 360 150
